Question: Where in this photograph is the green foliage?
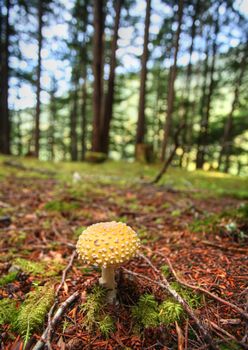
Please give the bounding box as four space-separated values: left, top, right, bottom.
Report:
98 315 115 338
0 271 18 286
190 203 248 241
14 258 46 275
44 200 79 212
131 294 159 328
15 285 54 347
158 300 183 324
81 285 107 331
160 265 170 278
170 282 201 309
13 258 63 277
0 299 18 325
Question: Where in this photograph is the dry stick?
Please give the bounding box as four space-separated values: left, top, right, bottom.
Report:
207 320 248 350
165 256 248 321
123 268 218 350
124 254 219 350
151 123 185 184
32 291 80 350
33 251 77 350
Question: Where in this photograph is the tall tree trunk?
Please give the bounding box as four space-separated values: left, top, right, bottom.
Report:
179 0 200 164
135 0 151 148
218 45 247 172
81 70 87 160
48 78 57 161
161 0 184 160
0 0 11 154
101 0 122 155
92 0 104 152
70 70 79 161
34 0 43 158
196 6 220 169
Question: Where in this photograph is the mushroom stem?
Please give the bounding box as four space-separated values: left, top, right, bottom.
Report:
99 266 116 303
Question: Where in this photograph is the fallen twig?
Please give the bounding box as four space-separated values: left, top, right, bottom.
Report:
32 291 80 350
124 254 219 350
32 251 77 350
201 240 248 254
165 256 248 321
207 319 248 350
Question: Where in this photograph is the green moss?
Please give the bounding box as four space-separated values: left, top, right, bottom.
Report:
14 258 46 275
0 298 18 325
15 285 55 346
131 294 159 329
81 285 107 331
44 200 79 212
98 315 115 338
159 299 183 324
13 258 63 277
0 271 18 286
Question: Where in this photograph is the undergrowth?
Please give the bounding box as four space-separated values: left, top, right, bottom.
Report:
13 258 63 277
132 285 201 331
15 285 55 347
0 299 18 325
190 203 248 242
81 286 115 338
0 271 18 286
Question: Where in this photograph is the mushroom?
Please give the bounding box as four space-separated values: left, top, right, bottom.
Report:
76 221 140 303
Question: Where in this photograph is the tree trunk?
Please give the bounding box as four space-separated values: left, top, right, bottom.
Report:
101 0 122 155
218 44 247 172
0 0 11 154
161 0 184 160
48 78 57 161
135 0 151 149
92 0 104 152
196 6 220 169
179 0 200 164
70 70 79 161
34 0 43 158
80 0 89 161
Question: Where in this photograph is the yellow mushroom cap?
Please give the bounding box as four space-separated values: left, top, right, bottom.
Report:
76 221 140 267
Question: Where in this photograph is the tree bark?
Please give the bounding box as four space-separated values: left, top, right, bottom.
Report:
80 1 89 161
135 0 151 148
92 0 104 152
180 0 200 164
196 5 220 169
161 0 184 161
101 0 122 155
48 78 57 161
70 69 79 161
34 0 43 158
0 0 11 154
218 44 248 172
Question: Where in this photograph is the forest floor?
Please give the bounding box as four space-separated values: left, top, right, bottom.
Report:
0 156 248 350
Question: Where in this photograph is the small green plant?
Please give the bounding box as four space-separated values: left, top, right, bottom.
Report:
14 258 46 275
98 315 115 338
159 299 183 324
15 285 54 347
81 285 107 330
131 294 159 328
160 265 170 278
0 298 18 325
170 282 201 308
0 271 18 286
44 200 79 212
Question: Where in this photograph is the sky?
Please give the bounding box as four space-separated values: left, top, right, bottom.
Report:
9 0 248 110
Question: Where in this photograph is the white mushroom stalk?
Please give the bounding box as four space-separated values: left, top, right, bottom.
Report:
99 266 116 303
76 221 140 303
